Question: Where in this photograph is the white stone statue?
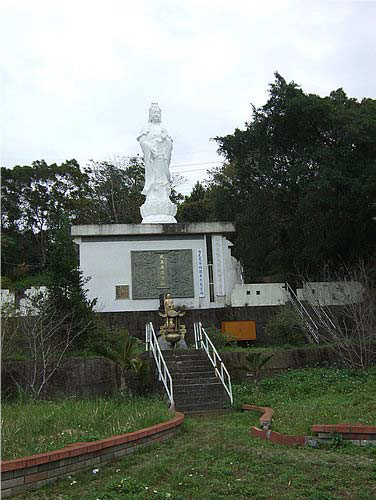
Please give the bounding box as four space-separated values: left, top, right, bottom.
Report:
137 103 177 223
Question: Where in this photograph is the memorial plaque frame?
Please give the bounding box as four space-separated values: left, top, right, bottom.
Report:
131 249 194 299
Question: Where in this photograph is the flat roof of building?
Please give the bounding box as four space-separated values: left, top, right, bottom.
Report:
71 222 235 237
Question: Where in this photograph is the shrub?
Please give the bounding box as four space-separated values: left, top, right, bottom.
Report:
90 322 148 394
1 276 12 289
265 306 307 345
205 326 236 350
239 352 275 385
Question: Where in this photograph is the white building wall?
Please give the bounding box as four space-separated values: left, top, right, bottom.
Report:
75 234 242 313
231 283 288 307
77 235 228 312
296 281 363 306
1 286 48 316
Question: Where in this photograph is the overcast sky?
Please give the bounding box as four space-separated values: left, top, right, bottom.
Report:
1 0 375 195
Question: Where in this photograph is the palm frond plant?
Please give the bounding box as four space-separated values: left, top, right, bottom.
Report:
239 352 275 385
93 325 147 394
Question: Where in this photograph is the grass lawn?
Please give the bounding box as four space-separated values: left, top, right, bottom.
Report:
8 367 376 499
233 366 376 435
11 412 376 499
1 396 171 461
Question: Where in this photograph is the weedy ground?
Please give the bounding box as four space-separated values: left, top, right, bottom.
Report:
4 367 376 499
1 396 171 460
233 366 376 435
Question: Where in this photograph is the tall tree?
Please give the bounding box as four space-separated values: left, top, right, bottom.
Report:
85 155 145 224
1 160 91 279
46 217 96 347
177 181 213 222
210 74 376 279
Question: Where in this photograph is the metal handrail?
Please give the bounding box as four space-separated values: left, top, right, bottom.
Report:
194 322 233 404
145 322 174 411
284 282 319 343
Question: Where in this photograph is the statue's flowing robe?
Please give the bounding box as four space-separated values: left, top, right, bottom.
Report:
137 123 173 195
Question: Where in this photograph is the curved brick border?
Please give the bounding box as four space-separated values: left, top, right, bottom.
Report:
242 405 273 430
243 405 376 448
1 412 184 498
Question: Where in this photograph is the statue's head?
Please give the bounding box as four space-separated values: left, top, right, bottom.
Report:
149 103 161 123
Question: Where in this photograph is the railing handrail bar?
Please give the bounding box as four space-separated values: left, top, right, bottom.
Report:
284 282 319 343
285 282 318 330
287 281 339 334
145 322 174 410
194 322 233 404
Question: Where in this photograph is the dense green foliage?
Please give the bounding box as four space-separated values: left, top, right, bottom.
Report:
46 218 97 346
1 395 171 460
1 156 145 286
204 325 236 349
177 181 212 222
181 74 376 279
238 352 275 384
90 325 149 393
264 305 308 345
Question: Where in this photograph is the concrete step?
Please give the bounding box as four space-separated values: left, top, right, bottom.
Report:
162 349 203 356
167 364 214 373
175 401 229 413
174 377 219 386
174 383 226 396
153 349 232 414
165 357 212 365
172 371 217 380
163 351 207 359
182 408 233 417
174 392 227 402
167 360 213 368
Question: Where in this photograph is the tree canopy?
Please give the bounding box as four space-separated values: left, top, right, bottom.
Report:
1 156 145 286
182 74 376 279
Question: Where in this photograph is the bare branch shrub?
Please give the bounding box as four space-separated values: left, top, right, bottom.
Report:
1 292 91 398
1 302 21 360
298 261 375 369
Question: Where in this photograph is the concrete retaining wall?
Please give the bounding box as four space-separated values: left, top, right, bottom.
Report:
99 305 282 345
220 345 334 382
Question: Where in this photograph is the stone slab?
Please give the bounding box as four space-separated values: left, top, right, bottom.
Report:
71 222 235 237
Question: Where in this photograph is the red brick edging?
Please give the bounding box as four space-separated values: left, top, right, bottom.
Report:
242 405 273 430
1 412 184 498
243 405 376 448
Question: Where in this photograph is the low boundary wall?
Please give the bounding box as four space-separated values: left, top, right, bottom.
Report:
1 412 184 498
99 305 282 345
244 405 376 448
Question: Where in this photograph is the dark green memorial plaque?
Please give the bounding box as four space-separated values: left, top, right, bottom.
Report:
131 250 194 299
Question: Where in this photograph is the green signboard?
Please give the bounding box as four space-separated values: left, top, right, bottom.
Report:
131 249 194 299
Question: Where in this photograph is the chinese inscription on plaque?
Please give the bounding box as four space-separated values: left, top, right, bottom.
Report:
197 248 205 298
131 250 194 299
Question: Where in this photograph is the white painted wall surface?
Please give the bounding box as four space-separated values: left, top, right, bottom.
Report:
1 289 14 308
1 286 48 316
231 283 288 307
77 236 217 312
296 281 363 306
76 234 242 312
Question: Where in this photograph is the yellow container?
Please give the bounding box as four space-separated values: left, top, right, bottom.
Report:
221 320 256 341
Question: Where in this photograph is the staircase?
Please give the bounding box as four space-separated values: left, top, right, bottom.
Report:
162 349 231 415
